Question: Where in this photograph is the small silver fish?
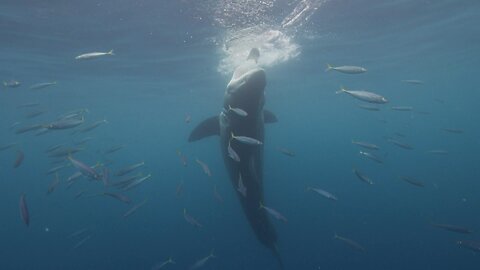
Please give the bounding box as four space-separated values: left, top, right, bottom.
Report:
359 151 383 164
75 50 114 60
351 140 379 151
237 174 247 197
4 80 21 88
19 193 29 227
231 132 262 145
402 79 424 85
227 141 240 162
29 81 57 90
391 106 413 111
189 250 215 270
195 159 211 177
307 187 338 201
326 64 367 74
183 208 202 228
260 202 288 223
151 257 176 270
353 169 373 185
229 105 248 117
123 199 148 218
334 233 366 252
337 87 388 104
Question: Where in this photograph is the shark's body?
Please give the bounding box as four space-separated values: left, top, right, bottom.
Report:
189 62 281 266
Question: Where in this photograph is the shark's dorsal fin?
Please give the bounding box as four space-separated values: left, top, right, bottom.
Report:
264 110 278 123
188 116 220 142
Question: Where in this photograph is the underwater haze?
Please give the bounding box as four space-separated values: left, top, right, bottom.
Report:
1 0 480 269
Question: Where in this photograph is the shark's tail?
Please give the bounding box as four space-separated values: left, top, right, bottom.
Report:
272 244 284 270
108 49 114 55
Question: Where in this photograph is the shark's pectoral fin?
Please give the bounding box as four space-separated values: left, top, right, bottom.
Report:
264 110 278 123
188 116 220 142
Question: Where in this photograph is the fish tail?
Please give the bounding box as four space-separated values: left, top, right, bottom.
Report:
108 49 114 55
335 86 346 94
209 248 216 258
259 201 264 210
325 63 333 72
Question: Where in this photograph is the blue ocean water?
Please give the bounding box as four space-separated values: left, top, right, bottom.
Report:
1 0 480 269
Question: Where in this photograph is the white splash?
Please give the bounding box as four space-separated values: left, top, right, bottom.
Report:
218 26 300 75
214 0 329 75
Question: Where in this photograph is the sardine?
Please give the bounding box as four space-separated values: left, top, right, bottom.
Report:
352 140 379 150
237 174 247 197
195 159 211 177
19 193 29 227
79 119 108 133
334 233 366 252
115 161 145 177
391 106 413 111
213 185 224 203
336 87 388 104
427 150 449 155
46 116 85 130
387 138 414 150
29 81 57 90
228 105 248 117
123 199 148 218
399 176 424 188
359 151 383 164
443 128 464 134
325 64 367 74
431 223 473 234
227 141 240 162
457 240 480 253
189 250 215 270
13 150 24 168
177 151 188 166
105 145 124 154
68 156 102 180
260 202 288 223
277 147 295 157
73 235 92 249
353 169 373 185
0 142 17 152
25 109 48 119
4 80 21 88
102 192 132 204
307 187 338 201
151 257 176 270
75 50 114 60
47 173 61 195
358 104 380 111
183 208 202 228
402 79 424 85
122 174 152 191
48 147 83 158
231 132 263 145
68 228 88 239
